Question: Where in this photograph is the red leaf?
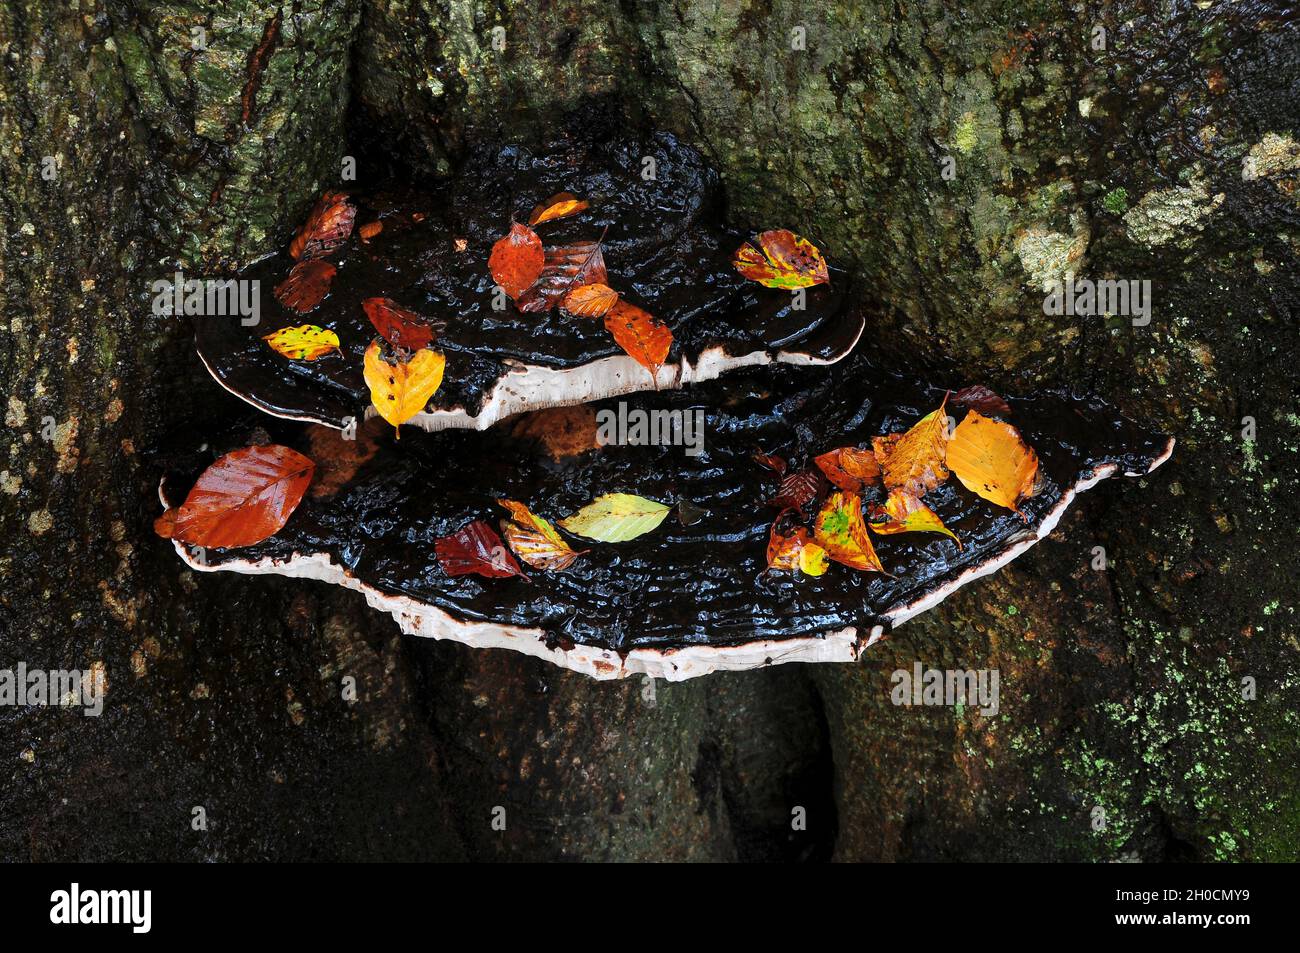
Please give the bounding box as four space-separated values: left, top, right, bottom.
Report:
753 452 788 476
435 519 530 581
171 445 315 549
362 297 438 350
516 241 608 312
951 385 1012 417
488 222 544 300
274 260 336 314
290 191 355 260
603 299 672 382
767 469 825 517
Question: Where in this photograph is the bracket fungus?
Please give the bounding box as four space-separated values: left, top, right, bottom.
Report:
160 351 1172 681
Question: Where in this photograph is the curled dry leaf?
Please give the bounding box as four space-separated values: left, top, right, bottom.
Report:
873 395 950 497
497 499 587 571
767 468 823 517
162 444 315 549
435 519 529 581
766 522 829 576
488 222 544 300
290 191 355 260
274 259 336 314
558 493 670 543
362 297 439 351
359 221 383 243
562 282 619 317
517 241 608 312
951 384 1012 417
603 300 672 383
262 324 340 361
362 339 446 438
868 488 961 548
752 452 787 476
946 410 1040 518
732 228 830 289
813 490 885 572
814 446 880 492
528 191 589 226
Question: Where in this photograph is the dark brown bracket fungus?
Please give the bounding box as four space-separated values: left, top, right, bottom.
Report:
160 355 1173 681
195 133 863 432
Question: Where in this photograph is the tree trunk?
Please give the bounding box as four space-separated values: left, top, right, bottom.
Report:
2 0 1296 860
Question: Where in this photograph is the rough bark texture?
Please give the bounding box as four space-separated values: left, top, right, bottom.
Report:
2 0 1297 860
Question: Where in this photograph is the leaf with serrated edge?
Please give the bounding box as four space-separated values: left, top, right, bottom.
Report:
873 395 950 497
813 491 885 572
557 493 670 542
363 340 446 438
868 488 961 548
263 324 340 361
497 499 587 570
946 410 1039 518
170 445 315 549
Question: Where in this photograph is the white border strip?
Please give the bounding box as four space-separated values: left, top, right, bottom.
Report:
163 436 1172 681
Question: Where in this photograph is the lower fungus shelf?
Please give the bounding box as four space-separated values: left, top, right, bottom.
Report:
159 355 1173 681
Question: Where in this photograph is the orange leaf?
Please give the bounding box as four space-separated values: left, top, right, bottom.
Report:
274 260 336 314
170 445 315 549
488 222 544 300
359 220 383 242
732 229 829 289
813 491 885 572
362 297 437 351
766 522 829 576
603 300 672 383
872 395 950 497
868 488 961 548
814 446 881 492
290 191 355 260
497 499 587 571
562 282 619 317
516 240 608 312
528 191 589 226
946 410 1040 517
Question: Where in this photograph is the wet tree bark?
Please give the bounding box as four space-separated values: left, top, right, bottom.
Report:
2 0 1296 860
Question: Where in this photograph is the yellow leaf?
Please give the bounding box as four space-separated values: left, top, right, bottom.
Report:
262 324 339 361
813 491 885 572
557 493 670 542
947 410 1040 517
872 395 950 497
498 499 587 570
528 191 590 226
363 339 446 438
868 488 961 548
798 541 829 576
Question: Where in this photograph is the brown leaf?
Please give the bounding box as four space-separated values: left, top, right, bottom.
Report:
488 222 544 300
814 446 880 492
510 405 599 460
435 519 529 580
767 468 824 517
603 299 672 383
290 191 355 260
362 297 439 351
274 260 336 314
171 445 315 549
752 452 788 476
951 385 1012 417
528 191 589 226
516 241 608 313
305 419 382 499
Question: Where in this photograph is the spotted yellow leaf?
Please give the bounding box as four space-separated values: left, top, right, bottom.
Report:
362 339 445 438
262 324 340 361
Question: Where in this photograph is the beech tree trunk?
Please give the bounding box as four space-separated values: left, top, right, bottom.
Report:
2 0 1296 861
